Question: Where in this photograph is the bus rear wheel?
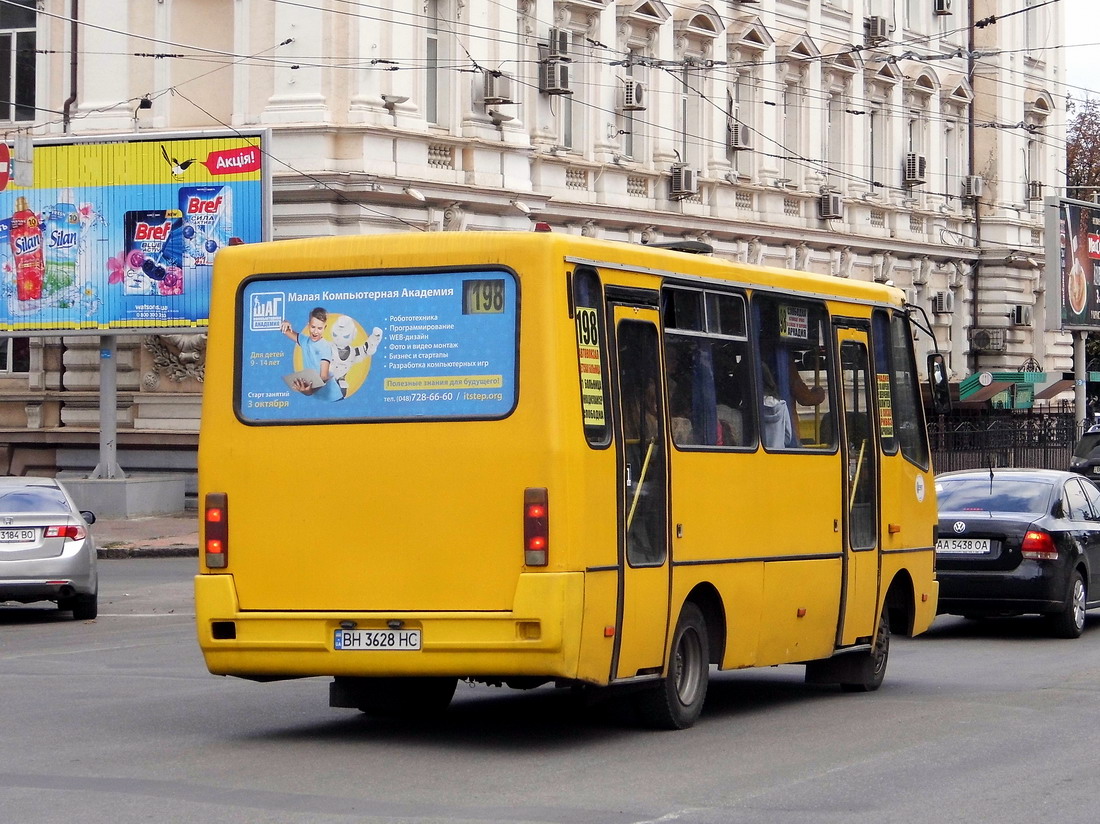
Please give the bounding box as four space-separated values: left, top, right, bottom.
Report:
636 602 709 730
349 676 458 717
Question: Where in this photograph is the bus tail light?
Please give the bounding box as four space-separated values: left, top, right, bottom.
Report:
524 488 549 566
205 492 229 569
1021 530 1057 560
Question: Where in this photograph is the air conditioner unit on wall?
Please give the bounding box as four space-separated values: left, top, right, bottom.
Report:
865 16 889 44
546 28 570 61
1012 305 1032 326
1027 180 1044 201
904 153 927 185
483 71 515 104
963 175 984 200
621 81 645 112
971 327 1007 352
818 192 843 220
933 291 955 314
934 0 952 15
539 60 572 95
727 121 751 151
904 287 919 305
669 164 698 199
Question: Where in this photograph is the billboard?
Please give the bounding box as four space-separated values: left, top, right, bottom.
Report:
0 130 269 334
1046 196 1100 331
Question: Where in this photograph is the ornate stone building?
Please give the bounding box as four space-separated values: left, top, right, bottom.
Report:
0 0 1068 495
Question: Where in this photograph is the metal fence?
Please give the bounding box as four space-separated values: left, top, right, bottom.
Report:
928 406 1078 475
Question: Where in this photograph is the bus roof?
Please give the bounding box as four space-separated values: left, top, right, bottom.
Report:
217 231 904 307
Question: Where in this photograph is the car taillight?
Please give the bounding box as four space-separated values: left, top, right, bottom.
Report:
524 487 548 566
44 525 86 540
205 492 228 569
1021 530 1058 560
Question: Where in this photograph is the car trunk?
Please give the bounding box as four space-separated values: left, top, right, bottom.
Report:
0 514 72 561
936 512 1034 572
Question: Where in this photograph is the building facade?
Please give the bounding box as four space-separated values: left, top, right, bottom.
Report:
0 0 1070 484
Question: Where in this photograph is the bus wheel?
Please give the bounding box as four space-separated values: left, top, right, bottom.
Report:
636 602 709 730
352 677 458 717
840 607 890 693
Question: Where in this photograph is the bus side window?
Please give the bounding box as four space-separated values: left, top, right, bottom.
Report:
753 296 833 450
663 286 754 449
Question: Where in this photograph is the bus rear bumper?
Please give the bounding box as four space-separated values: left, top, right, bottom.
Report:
194 572 586 681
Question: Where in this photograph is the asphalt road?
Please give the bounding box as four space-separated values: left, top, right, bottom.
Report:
2 558 1098 824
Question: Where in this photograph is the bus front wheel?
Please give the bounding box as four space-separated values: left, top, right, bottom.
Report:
840 607 890 693
636 602 709 730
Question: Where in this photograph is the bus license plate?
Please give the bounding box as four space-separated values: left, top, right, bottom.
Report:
333 629 421 651
0 528 35 542
935 538 991 554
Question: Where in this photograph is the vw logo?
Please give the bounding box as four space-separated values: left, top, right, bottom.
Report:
953 521 966 534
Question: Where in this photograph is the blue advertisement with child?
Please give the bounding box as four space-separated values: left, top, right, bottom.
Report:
0 131 267 333
238 270 518 423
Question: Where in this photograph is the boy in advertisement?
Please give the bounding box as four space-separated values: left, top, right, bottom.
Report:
281 306 340 399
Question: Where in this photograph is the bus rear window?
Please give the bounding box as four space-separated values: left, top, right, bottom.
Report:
237 269 518 423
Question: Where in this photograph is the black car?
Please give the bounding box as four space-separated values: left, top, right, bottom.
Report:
1070 424 1100 480
935 468 1100 638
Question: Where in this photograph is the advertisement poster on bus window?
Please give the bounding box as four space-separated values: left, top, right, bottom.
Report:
0 130 268 334
1047 197 1100 330
238 270 518 423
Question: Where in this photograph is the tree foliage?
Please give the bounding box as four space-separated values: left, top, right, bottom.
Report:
1067 98 1100 199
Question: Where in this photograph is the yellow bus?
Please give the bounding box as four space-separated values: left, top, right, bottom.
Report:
195 231 939 729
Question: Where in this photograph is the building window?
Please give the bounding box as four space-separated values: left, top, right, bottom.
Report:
622 51 645 161
424 0 448 127
0 0 35 122
781 83 803 181
0 336 29 372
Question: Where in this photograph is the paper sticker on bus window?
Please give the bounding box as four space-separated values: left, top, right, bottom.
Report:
238 269 517 423
876 373 894 438
779 305 809 339
576 306 606 427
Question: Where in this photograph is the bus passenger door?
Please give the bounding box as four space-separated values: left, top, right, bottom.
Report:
611 307 671 681
834 327 881 646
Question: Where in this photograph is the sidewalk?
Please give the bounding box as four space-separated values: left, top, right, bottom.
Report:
93 512 199 559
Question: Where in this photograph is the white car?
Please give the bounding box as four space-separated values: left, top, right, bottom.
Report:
0 477 98 619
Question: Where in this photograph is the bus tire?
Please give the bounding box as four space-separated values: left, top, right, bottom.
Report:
839 606 890 693
351 677 458 717
636 602 709 730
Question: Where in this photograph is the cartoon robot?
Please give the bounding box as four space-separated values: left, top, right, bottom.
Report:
328 315 383 398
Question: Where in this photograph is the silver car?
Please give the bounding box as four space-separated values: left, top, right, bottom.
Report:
0 477 97 619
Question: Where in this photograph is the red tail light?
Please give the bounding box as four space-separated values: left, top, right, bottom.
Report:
1021 530 1058 560
205 492 228 569
45 525 86 540
524 487 549 566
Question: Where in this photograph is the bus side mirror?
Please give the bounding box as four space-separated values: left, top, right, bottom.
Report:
927 353 951 414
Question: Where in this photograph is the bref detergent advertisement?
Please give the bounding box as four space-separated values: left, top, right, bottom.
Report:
0 132 266 333
237 270 518 423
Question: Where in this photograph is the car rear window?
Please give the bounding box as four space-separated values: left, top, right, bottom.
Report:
0 485 69 513
1073 433 1100 459
936 477 1053 515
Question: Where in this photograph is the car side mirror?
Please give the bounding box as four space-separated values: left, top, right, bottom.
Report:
927 353 951 415
81 511 96 525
